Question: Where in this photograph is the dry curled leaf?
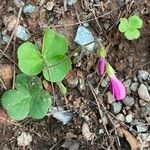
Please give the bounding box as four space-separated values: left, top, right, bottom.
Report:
121 127 139 150
82 123 94 141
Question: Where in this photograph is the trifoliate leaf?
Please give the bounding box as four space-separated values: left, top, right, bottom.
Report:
124 28 140 40
43 55 71 82
18 42 44 75
128 15 143 29
2 74 51 121
42 29 68 59
119 18 129 33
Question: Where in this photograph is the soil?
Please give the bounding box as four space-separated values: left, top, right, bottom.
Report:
0 0 150 150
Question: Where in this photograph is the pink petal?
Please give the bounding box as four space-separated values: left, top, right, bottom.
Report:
110 75 126 101
98 58 106 75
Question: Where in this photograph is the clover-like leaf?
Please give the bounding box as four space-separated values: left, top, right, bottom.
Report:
128 15 143 29
119 18 129 33
42 29 68 59
2 74 51 121
124 28 140 40
43 55 71 82
18 42 44 75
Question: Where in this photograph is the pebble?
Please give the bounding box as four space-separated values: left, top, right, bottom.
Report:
138 84 150 102
123 96 135 107
140 104 150 117
116 114 125 122
15 25 30 41
139 99 147 106
67 0 77 6
135 122 149 132
45 2 54 11
130 82 138 92
14 0 25 7
2 35 11 44
123 79 132 87
139 133 150 141
111 102 122 114
23 4 36 14
101 79 108 88
106 91 115 104
137 70 149 80
125 113 133 123
74 25 94 53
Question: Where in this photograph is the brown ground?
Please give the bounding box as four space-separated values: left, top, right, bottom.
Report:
0 0 150 150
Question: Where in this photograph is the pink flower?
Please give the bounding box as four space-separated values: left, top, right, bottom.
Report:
110 75 126 101
98 58 106 75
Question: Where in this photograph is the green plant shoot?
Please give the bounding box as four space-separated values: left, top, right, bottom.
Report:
119 15 143 40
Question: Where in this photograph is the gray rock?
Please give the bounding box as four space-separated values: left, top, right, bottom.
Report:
67 0 77 6
125 113 133 123
123 96 135 107
23 4 36 14
116 114 125 121
138 70 149 80
136 122 149 132
106 91 115 104
101 79 108 88
15 25 30 41
111 102 122 114
139 99 147 106
2 35 11 44
123 79 132 88
130 82 139 92
74 25 94 53
138 84 150 102
140 104 150 117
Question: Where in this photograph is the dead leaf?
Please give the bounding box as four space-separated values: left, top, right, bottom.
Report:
0 108 9 129
82 123 94 141
121 127 139 150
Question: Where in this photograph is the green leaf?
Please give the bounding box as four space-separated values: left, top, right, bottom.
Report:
43 55 71 82
2 74 51 121
42 29 68 59
128 15 143 29
124 28 140 40
57 82 67 95
119 18 129 33
18 42 44 75
2 90 30 121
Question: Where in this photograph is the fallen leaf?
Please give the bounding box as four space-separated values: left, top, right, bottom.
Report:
82 123 94 141
0 108 9 129
17 132 32 147
121 127 139 150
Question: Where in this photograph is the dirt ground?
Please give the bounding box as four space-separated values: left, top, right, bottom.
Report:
0 0 150 150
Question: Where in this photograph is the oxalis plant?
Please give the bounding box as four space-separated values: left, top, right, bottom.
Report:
2 29 72 121
119 15 143 40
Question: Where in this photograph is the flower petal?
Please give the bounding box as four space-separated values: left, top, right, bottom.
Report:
110 75 126 101
98 58 106 75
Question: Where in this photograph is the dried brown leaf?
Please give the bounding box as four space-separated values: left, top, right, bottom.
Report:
121 127 139 150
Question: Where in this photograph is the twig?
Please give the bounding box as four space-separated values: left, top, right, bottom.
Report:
0 77 7 90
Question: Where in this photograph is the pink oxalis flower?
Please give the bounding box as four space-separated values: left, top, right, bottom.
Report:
98 47 107 75
106 64 126 101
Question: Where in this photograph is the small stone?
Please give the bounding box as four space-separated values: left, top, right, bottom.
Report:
15 25 30 41
116 114 125 121
140 104 150 117
130 82 138 92
139 133 150 142
23 4 36 14
106 91 115 104
123 79 132 88
123 96 135 107
103 22 109 30
125 113 133 123
101 79 108 88
2 35 11 44
111 102 122 114
99 129 104 134
136 122 149 132
45 2 54 11
139 99 147 106
67 0 77 6
137 70 149 80
14 0 25 7
138 84 150 102
74 25 94 53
